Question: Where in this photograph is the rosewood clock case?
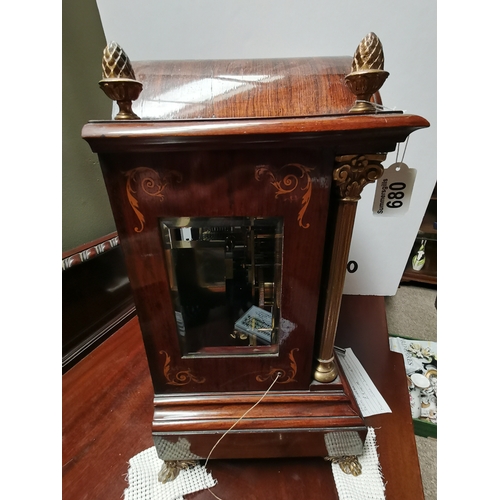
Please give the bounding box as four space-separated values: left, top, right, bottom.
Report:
82 53 428 465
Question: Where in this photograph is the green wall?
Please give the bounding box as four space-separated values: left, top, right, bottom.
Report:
62 0 116 252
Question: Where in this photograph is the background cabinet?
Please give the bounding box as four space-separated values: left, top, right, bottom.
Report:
402 184 437 285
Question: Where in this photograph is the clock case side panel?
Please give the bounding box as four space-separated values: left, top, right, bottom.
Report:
96 147 335 394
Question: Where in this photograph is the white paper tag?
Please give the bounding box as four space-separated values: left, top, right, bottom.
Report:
372 162 416 216
337 347 391 417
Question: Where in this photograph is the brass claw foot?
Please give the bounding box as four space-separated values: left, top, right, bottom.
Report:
158 460 198 483
325 455 362 476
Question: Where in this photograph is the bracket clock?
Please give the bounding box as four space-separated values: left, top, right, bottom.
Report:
82 33 429 480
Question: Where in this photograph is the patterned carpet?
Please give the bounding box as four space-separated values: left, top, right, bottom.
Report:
385 284 437 500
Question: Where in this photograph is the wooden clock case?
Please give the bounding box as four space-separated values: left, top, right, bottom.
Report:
82 44 429 473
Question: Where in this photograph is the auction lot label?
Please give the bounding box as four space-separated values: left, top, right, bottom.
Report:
373 162 416 217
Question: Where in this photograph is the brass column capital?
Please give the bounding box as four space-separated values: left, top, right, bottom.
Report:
333 154 386 201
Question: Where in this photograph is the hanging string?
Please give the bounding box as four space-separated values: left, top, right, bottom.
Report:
397 136 410 165
203 373 282 500
400 136 410 164
395 136 410 170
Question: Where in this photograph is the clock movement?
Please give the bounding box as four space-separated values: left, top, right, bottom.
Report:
82 33 429 480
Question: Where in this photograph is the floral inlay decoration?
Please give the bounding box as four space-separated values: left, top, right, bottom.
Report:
255 164 314 229
125 167 182 233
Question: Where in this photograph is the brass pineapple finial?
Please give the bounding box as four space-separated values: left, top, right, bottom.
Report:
344 33 389 114
99 41 142 120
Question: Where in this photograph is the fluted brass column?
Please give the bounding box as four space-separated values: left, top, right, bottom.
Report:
314 154 386 382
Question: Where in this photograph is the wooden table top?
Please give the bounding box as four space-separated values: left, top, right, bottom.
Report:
62 295 424 499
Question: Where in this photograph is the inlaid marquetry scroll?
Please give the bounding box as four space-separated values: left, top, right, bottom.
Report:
255 164 314 229
125 167 182 233
160 350 206 386
256 348 298 384
333 154 386 201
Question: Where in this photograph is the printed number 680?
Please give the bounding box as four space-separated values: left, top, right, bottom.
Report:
386 182 406 209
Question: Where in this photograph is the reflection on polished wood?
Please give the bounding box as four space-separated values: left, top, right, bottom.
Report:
62 296 425 499
84 55 428 152
130 57 358 120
